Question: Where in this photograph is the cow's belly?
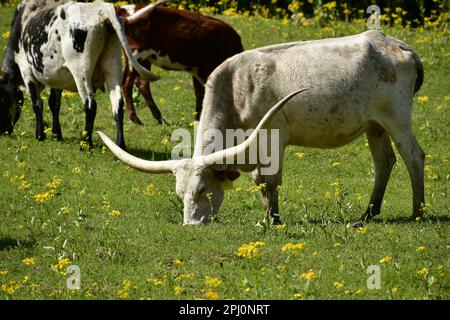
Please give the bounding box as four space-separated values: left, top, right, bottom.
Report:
284 103 368 148
33 66 78 92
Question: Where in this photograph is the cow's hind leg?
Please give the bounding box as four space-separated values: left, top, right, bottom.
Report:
361 122 397 221
27 81 45 141
381 105 426 219
252 168 283 225
49 89 63 140
386 125 425 219
192 76 205 121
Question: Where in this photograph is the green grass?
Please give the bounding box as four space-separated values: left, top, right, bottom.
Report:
0 5 449 300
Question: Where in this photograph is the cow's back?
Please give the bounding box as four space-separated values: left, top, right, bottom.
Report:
141 7 243 70
202 31 421 149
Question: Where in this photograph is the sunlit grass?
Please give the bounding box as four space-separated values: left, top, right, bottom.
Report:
0 4 449 300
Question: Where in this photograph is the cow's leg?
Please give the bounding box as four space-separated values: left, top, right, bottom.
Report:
388 127 425 219
27 81 45 141
122 60 142 125
83 93 97 148
137 75 163 124
382 108 426 219
251 168 283 225
72 76 96 147
192 76 205 121
361 123 397 220
48 89 63 141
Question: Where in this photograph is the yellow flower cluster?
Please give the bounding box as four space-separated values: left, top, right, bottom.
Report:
117 280 132 299
205 276 222 288
52 258 71 275
281 242 305 254
237 241 265 259
1 281 20 295
22 257 36 266
300 269 317 281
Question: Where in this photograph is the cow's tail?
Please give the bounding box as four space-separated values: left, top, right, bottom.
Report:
399 44 424 94
101 3 157 81
412 50 424 94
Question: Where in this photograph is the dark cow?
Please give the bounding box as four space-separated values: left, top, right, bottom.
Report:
117 3 243 125
0 0 154 148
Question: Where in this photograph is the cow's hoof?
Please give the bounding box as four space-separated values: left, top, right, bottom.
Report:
347 220 364 229
130 115 143 125
118 142 126 151
36 133 46 141
52 133 63 141
272 215 282 225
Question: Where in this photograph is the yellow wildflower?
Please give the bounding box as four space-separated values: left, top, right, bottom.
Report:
281 242 305 254
110 210 122 218
174 286 183 296
334 280 345 289
204 289 220 300
147 278 162 286
237 241 265 259
22 257 36 266
72 167 81 174
391 287 398 295
293 293 302 300
0 270 8 276
417 245 426 252
357 227 368 234
417 96 429 104
380 255 392 264
300 270 317 281
2 31 11 39
295 152 305 158
52 258 71 272
417 268 429 278
1 281 20 295
205 276 222 288
173 259 185 265
175 273 194 282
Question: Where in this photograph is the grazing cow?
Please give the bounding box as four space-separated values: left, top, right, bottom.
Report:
99 30 425 225
0 0 154 149
116 2 243 125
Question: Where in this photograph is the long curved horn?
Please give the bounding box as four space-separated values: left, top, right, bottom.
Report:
126 0 170 23
102 4 157 81
98 131 177 173
200 88 309 165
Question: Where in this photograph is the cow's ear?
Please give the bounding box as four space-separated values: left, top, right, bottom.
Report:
214 170 240 182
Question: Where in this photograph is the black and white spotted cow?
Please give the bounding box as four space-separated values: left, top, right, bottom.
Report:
0 0 155 148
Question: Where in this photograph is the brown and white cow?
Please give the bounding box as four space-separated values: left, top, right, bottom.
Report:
117 2 243 125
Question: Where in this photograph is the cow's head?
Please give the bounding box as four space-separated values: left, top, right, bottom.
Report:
0 72 23 135
98 89 308 225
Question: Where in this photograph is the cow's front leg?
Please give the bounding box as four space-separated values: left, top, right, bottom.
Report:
83 94 97 147
251 168 283 225
122 60 142 125
49 89 63 140
27 82 45 141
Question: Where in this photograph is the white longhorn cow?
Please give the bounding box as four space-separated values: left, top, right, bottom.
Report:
99 30 425 225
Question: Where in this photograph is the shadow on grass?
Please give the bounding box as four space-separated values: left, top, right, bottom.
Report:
125 147 173 161
302 214 450 226
0 236 36 251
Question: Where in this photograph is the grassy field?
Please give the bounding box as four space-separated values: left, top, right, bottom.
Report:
0 5 449 300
